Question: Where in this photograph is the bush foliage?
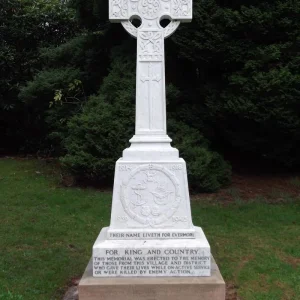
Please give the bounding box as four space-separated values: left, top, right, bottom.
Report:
61 46 136 182
61 46 231 191
0 0 78 152
172 0 300 167
168 120 231 192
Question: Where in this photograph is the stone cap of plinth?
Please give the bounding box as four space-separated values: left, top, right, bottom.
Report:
78 256 225 300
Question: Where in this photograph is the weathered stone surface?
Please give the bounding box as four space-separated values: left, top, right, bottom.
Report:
79 256 225 300
63 286 78 300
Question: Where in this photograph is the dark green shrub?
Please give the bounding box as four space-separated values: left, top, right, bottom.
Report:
171 0 300 167
0 0 78 153
18 67 81 152
168 120 231 192
61 46 136 182
18 32 113 153
61 46 231 191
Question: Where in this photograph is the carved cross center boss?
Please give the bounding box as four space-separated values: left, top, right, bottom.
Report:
110 0 192 136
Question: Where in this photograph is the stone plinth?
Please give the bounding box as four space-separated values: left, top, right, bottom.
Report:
79 256 225 300
93 227 210 277
108 159 196 239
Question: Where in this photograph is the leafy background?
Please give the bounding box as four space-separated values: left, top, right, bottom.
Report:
1 0 300 191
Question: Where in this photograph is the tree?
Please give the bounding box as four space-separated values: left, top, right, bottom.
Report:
171 0 300 167
0 0 78 153
60 44 231 192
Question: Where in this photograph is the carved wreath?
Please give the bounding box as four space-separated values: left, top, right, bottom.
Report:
120 164 181 227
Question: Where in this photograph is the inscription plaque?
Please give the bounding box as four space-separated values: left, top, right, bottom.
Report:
93 228 211 277
93 249 210 277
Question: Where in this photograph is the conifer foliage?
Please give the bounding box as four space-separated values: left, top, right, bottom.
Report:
172 0 300 167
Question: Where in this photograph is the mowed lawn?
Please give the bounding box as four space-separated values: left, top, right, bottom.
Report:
0 158 299 300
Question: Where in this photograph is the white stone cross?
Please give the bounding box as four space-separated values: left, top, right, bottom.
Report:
109 0 192 147
92 1 211 278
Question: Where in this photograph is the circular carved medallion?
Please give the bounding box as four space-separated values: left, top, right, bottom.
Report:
138 0 161 20
120 164 181 227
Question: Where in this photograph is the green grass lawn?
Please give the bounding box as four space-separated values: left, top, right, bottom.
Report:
0 158 299 300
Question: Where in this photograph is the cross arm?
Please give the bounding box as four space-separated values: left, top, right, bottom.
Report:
109 0 192 23
109 0 130 22
168 0 193 22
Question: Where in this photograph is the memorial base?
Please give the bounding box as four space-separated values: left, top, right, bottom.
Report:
93 227 211 277
78 256 225 300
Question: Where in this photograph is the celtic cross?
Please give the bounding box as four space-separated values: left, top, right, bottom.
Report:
91 1 212 279
109 0 192 148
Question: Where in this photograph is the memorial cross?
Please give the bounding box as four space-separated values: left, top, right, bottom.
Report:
110 0 192 138
90 0 212 279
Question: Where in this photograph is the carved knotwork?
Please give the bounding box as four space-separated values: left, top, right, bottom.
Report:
163 20 180 38
138 0 161 19
121 21 138 38
111 0 128 18
172 0 191 16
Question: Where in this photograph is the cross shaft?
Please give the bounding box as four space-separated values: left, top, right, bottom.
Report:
109 0 192 145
